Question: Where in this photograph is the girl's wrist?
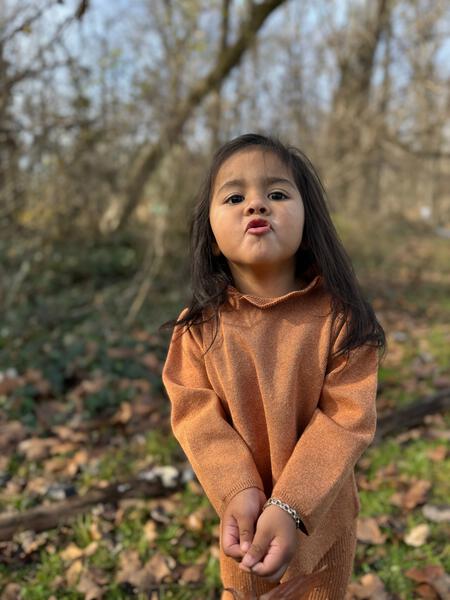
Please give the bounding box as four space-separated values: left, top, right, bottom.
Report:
263 497 304 531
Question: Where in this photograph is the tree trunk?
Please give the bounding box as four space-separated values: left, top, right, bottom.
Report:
113 0 288 233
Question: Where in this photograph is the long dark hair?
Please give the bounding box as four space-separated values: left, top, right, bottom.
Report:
160 132 386 357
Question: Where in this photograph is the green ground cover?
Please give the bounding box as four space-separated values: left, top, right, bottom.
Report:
0 219 449 599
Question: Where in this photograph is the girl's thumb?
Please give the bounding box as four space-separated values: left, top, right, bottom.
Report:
241 531 270 568
238 519 255 553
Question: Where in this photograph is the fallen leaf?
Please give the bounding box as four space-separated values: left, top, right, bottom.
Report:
356 518 386 544
422 504 450 523
51 425 88 442
427 445 447 461
390 480 431 510
61 543 84 562
84 542 99 557
66 559 83 587
140 553 173 587
110 401 133 425
405 565 445 583
0 421 27 451
415 583 439 599
404 524 430 547
180 564 204 583
346 573 388 599
0 583 22 600
143 520 158 543
15 531 48 555
76 571 104 599
405 565 450 599
185 507 209 531
17 437 58 460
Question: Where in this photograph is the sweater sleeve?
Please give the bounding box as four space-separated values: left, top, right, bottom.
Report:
161 309 265 518
271 319 379 536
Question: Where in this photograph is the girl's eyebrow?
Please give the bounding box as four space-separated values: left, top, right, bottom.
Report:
216 176 296 195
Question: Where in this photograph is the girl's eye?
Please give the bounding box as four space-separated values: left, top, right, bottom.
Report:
225 194 244 204
225 191 288 204
269 191 288 200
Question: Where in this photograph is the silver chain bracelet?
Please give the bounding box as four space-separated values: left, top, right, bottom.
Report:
263 497 304 530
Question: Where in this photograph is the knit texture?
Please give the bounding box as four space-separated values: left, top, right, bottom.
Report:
162 275 378 590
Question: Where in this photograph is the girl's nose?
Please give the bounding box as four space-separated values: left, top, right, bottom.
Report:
245 194 270 215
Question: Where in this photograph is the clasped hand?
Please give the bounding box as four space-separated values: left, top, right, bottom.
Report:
221 487 298 583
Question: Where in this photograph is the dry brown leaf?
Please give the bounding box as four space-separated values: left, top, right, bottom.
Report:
0 421 27 450
143 520 158 543
210 544 220 559
84 542 99 557
25 476 52 496
43 456 67 473
115 549 143 588
390 479 431 510
180 564 204 583
17 437 58 460
110 401 133 425
66 559 83 587
405 565 445 583
0 371 24 393
61 542 84 562
356 518 386 544
115 550 174 592
403 480 432 509
76 571 104 600
0 583 22 600
15 531 48 555
51 425 88 443
142 553 173 584
185 507 209 531
405 565 450 599
48 442 78 455
427 445 447 461
404 524 430 547
346 573 388 599
186 480 204 496
415 583 439 599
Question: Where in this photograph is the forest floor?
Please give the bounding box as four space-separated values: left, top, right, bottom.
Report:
0 217 449 599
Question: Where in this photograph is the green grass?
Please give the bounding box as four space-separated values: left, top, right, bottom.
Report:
0 219 448 598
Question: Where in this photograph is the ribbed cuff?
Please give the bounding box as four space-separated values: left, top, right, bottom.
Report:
220 479 265 518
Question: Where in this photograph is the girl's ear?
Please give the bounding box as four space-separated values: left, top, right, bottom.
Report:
212 241 221 256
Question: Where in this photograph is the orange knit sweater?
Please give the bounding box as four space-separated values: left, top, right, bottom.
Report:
162 275 378 584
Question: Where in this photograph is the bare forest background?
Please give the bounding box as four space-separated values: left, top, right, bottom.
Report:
2 0 450 316
0 1 450 598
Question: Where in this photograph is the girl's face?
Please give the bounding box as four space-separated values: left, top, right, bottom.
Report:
209 147 305 283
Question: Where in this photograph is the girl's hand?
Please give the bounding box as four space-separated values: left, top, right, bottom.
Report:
221 487 267 561
238 504 298 583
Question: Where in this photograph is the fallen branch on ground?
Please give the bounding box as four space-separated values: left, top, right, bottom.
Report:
0 466 186 542
374 388 450 443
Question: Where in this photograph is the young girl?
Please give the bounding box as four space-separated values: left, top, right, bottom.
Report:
161 133 385 599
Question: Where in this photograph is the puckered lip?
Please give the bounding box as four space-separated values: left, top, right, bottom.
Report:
246 218 271 231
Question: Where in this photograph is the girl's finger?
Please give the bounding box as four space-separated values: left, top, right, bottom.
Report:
248 546 286 579
222 518 244 559
252 563 288 583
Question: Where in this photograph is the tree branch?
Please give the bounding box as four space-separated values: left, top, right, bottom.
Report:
113 0 287 232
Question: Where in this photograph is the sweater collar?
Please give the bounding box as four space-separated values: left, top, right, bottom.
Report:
226 275 323 309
